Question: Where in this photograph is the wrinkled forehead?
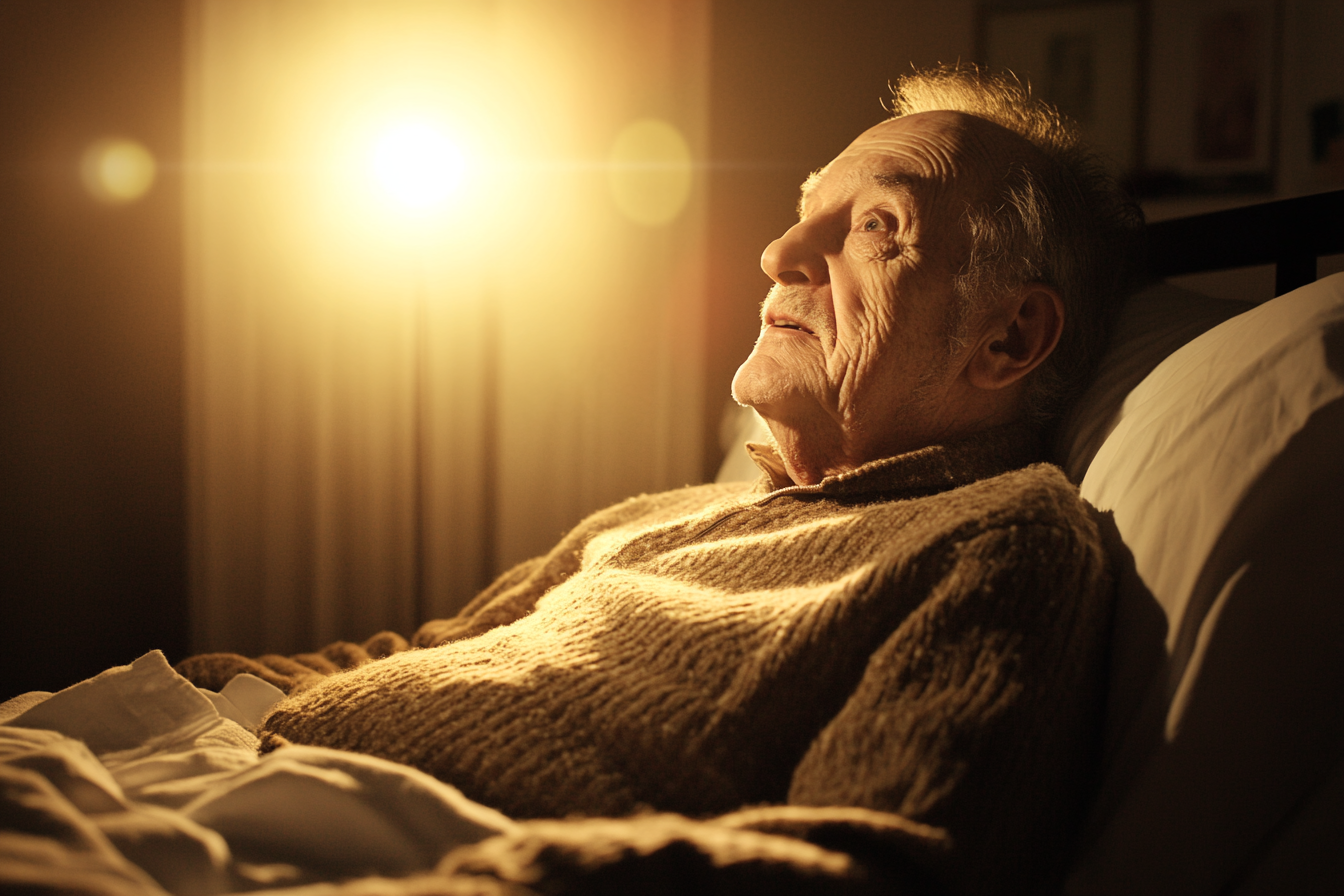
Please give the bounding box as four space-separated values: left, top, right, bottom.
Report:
797 111 1012 218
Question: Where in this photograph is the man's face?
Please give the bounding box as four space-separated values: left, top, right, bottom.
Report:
732 111 1001 472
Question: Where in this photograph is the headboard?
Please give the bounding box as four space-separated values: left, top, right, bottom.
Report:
1147 188 1344 295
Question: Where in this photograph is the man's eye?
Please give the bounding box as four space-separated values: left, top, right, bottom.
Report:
862 217 885 232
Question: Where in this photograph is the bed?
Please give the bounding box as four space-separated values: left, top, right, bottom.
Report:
4 189 1344 895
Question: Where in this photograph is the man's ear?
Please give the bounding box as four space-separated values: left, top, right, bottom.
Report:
966 283 1063 391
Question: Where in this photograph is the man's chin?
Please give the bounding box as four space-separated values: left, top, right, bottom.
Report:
730 357 774 409
732 355 798 412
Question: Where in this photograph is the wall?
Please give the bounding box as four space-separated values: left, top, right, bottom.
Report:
0 0 186 694
1146 0 1344 301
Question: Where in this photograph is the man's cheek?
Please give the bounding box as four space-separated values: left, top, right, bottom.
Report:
759 337 826 383
835 270 899 338
830 292 898 388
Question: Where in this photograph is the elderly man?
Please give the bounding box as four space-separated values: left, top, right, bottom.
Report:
182 67 1142 894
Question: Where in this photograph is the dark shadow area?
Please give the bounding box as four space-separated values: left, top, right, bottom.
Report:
1070 391 1344 893
0 1 186 697
1068 508 1167 852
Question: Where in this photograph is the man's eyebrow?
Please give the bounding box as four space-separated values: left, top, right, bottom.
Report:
796 169 825 218
797 170 922 217
871 172 919 195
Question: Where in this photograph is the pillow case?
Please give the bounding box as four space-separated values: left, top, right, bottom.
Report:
1065 272 1344 894
1053 281 1250 482
716 405 770 483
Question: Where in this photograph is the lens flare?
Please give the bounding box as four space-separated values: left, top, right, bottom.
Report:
370 119 467 212
608 119 693 226
81 138 157 204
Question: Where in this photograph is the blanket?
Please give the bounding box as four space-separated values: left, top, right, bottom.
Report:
0 651 948 895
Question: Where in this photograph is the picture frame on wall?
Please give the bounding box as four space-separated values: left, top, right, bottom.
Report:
979 1 1143 173
1142 0 1281 195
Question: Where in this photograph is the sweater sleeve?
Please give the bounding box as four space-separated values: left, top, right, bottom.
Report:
173 629 411 693
177 486 732 693
411 487 725 647
175 551 573 694
787 520 1114 895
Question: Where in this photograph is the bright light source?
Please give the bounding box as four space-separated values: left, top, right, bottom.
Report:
81 138 157 204
370 119 468 212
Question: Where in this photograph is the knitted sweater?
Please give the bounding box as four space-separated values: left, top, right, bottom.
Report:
245 424 1113 894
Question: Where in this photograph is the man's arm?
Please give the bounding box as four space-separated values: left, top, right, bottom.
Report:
176 484 737 693
173 629 412 693
397 502 1112 896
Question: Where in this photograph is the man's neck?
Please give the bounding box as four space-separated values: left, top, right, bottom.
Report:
761 405 1026 487
761 418 865 486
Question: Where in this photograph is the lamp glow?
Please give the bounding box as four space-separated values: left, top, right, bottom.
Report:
370 119 467 212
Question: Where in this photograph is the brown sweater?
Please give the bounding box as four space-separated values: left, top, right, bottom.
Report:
182 425 1113 893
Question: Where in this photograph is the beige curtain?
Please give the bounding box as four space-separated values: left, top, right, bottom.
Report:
185 0 708 656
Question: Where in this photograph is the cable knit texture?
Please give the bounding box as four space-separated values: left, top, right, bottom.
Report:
219 424 1113 894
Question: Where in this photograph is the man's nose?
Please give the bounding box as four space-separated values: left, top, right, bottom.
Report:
761 221 828 286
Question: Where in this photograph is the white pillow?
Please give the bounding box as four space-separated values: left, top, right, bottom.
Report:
716 406 771 483
1054 282 1250 482
1066 272 1344 894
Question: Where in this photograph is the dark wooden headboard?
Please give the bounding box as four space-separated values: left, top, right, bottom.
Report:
1146 188 1344 297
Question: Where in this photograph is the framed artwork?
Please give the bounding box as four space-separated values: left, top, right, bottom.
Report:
980 1 1143 171
1142 0 1281 194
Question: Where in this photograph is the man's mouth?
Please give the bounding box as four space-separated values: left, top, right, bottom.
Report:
766 313 816 336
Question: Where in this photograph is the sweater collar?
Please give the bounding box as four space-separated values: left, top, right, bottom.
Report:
745 422 1043 500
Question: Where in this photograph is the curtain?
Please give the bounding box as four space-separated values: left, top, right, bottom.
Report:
185 0 708 655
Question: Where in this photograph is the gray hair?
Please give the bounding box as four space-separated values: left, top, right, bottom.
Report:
890 65 1145 423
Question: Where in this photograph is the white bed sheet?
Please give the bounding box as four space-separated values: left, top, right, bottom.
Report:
0 651 514 895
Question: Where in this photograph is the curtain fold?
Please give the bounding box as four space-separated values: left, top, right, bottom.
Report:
185 0 708 656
